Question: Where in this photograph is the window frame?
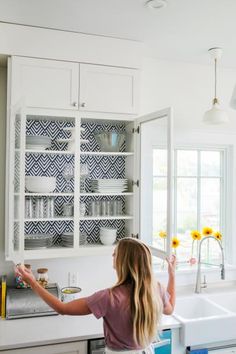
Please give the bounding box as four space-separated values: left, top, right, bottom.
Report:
152 143 232 265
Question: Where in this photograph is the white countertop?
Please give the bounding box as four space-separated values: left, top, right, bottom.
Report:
0 313 180 351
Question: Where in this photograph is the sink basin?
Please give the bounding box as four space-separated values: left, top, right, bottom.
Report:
174 296 226 320
173 295 235 346
207 292 236 313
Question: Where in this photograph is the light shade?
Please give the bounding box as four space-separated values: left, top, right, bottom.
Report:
203 102 229 124
230 84 236 109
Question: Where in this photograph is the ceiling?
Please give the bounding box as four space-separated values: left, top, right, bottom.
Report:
0 0 236 67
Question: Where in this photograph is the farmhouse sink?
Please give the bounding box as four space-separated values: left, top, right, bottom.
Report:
174 296 227 320
207 292 236 313
173 294 236 346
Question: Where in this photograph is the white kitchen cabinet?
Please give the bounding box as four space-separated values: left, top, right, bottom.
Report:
79 64 139 115
8 57 139 116
5 104 173 261
9 57 79 110
0 340 87 354
6 55 172 261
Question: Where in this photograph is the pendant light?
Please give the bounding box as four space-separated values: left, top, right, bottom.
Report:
203 47 228 124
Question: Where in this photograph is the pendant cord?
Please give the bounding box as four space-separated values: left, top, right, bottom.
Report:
214 58 217 100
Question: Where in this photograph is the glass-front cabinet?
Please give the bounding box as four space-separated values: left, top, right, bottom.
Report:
5 103 173 262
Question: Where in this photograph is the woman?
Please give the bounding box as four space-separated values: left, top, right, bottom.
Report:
17 237 176 353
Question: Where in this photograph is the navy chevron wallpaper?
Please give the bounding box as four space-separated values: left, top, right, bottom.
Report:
24 118 127 247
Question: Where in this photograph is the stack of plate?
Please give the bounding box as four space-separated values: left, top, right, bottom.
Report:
26 135 51 150
24 234 53 250
61 232 74 247
91 179 128 193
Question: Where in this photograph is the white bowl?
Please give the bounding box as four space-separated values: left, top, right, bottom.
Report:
100 232 117 245
25 176 56 193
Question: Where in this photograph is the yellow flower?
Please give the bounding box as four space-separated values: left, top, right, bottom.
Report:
172 237 180 249
214 231 222 241
159 230 167 239
202 226 213 236
191 230 201 241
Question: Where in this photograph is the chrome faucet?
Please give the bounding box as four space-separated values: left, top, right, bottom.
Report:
195 235 225 293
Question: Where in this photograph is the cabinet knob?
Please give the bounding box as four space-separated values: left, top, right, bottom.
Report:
81 102 86 108
72 102 78 107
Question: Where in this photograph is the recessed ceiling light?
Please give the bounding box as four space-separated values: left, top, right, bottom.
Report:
145 0 167 9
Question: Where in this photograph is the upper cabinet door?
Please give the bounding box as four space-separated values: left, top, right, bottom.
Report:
79 64 139 114
135 108 174 259
10 57 79 110
5 102 25 264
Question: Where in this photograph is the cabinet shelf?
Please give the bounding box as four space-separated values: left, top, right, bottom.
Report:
24 217 74 222
80 151 134 156
80 192 133 196
25 193 74 197
25 149 74 155
80 215 133 221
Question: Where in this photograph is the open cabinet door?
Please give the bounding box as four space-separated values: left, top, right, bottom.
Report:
135 108 173 259
5 102 25 264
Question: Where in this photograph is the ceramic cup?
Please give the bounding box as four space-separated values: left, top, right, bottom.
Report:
61 286 82 302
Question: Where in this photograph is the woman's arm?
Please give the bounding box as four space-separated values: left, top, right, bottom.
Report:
16 265 92 316
163 255 176 315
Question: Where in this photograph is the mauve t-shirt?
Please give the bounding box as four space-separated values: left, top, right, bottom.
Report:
85 284 170 350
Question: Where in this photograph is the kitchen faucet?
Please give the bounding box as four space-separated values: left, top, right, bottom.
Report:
195 235 225 293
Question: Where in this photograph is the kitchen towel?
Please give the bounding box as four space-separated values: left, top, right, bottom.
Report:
186 348 208 354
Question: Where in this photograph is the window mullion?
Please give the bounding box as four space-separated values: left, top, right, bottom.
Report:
174 150 177 239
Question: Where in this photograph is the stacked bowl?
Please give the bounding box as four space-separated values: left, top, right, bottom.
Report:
100 227 117 245
26 135 51 150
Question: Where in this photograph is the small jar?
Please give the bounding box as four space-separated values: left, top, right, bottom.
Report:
15 264 31 288
37 268 49 288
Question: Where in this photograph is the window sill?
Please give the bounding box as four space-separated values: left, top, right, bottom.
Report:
153 264 236 279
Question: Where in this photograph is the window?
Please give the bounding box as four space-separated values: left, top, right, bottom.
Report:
153 148 227 267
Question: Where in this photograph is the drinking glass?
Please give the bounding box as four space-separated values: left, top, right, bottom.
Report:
62 163 74 192
80 163 89 193
25 197 33 218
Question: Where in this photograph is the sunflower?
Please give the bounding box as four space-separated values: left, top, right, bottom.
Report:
191 230 201 241
214 231 222 241
172 237 180 249
202 226 213 236
159 230 167 239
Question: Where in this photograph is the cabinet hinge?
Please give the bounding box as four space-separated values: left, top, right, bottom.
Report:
132 180 139 187
132 126 140 134
131 233 139 239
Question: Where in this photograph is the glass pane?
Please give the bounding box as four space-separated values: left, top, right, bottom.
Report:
201 151 221 177
153 149 167 176
177 150 197 176
153 177 167 250
177 178 197 232
140 114 170 254
200 178 220 230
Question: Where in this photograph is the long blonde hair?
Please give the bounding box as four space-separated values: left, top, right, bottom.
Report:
112 237 163 348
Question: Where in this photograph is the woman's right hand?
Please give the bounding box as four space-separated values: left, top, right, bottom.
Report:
15 264 36 286
166 255 176 275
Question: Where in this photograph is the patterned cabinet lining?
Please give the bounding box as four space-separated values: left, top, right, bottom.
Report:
24 118 129 247
80 220 126 244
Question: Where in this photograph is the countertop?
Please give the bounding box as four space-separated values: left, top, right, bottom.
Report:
0 313 180 351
